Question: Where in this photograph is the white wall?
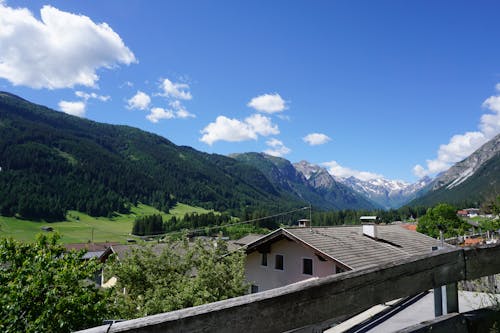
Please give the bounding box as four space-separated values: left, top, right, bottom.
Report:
245 238 337 292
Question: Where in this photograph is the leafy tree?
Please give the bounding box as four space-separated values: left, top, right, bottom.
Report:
107 238 248 319
0 234 112 332
417 203 468 238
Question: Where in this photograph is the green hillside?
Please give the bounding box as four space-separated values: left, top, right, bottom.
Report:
0 92 304 220
0 203 212 243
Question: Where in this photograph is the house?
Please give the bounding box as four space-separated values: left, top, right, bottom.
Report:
244 224 447 292
64 242 119 285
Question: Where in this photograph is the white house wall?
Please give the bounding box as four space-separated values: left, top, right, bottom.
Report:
245 238 336 292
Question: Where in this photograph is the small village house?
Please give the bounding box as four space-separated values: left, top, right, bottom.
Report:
244 221 446 292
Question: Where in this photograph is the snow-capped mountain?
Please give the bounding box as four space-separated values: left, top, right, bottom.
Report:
334 175 431 209
232 154 379 210
293 160 431 209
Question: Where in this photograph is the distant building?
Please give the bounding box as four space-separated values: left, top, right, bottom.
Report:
458 208 480 218
244 224 447 292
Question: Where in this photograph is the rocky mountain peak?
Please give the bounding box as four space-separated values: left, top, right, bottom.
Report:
432 133 500 190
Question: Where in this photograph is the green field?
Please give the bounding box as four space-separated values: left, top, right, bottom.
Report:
0 203 213 243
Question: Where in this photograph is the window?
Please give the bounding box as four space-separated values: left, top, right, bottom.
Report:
261 253 267 266
251 284 259 293
303 258 313 275
275 254 284 270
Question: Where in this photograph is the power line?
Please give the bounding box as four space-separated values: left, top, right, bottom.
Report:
131 205 311 239
183 206 311 235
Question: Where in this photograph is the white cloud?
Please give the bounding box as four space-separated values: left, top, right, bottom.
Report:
413 84 500 177
169 100 195 119
160 78 192 100
264 138 291 157
303 133 331 146
146 107 175 123
245 114 279 136
200 116 258 145
481 96 500 137
58 100 86 117
322 160 384 181
200 114 279 145
75 91 110 102
0 3 135 89
127 91 151 110
247 93 286 113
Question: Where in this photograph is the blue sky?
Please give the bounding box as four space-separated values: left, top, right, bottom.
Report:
1 1 500 183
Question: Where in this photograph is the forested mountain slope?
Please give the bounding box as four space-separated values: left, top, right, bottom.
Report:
231 153 380 210
0 92 297 220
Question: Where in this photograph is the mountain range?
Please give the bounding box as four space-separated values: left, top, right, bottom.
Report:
0 91 498 220
408 133 500 207
333 175 432 209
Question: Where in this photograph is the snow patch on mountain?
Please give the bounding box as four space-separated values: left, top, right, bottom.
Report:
293 160 431 209
446 167 474 189
335 175 431 209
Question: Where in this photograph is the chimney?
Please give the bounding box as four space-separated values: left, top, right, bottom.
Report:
298 219 310 228
362 224 378 239
360 216 379 239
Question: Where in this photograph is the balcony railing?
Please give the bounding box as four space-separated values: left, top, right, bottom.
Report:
77 243 500 333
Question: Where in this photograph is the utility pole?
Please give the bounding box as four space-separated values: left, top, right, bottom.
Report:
309 204 312 232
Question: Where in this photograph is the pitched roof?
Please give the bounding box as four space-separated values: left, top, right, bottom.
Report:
64 242 119 252
246 225 448 270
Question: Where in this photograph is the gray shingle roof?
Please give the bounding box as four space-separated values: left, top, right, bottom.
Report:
247 225 448 270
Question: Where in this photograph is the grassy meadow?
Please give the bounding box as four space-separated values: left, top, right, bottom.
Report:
0 203 213 244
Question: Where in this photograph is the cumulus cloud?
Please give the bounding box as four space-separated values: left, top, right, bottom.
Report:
144 100 195 123
200 114 279 145
481 96 500 137
247 93 286 113
127 91 151 110
322 160 384 182
75 91 110 102
0 3 136 89
264 138 291 157
200 116 258 145
160 78 192 100
303 133 332 146
413 85 500 177
146 107 175 123
169 100 195 119
245 114 279 136
58 100 86 117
